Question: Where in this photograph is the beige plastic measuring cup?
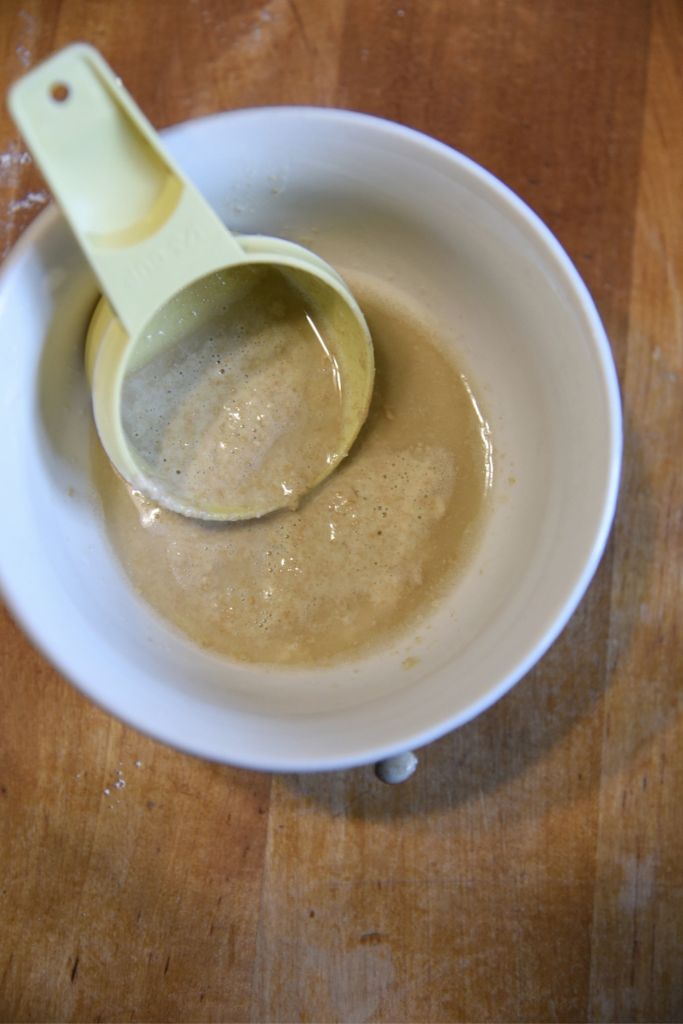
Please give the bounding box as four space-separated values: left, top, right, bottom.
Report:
9 44 374 520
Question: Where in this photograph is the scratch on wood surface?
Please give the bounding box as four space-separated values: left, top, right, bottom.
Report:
286 0 315 56
637 217 683 355
303 941 395 1022
1 951 13 988
618 852 656 915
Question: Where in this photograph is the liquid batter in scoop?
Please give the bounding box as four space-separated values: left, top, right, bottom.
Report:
121 268 345 515
96 273 493 666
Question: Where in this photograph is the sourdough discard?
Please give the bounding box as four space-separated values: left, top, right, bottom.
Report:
96 273 493 665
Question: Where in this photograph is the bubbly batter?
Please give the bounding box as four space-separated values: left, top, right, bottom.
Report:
96 273 493 665
121 267 345 516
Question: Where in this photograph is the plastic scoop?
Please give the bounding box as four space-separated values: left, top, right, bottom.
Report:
8 44 374 520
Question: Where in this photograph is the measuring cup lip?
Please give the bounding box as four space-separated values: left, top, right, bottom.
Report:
87 246 374 521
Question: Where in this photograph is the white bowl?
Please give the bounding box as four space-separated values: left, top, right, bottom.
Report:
0 108 621 771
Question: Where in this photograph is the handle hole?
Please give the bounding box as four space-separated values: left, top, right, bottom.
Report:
50 82 70 103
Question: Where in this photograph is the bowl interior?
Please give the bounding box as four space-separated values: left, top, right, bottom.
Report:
0 108 620 770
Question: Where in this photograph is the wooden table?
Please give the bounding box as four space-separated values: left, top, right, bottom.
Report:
1 2 681 1020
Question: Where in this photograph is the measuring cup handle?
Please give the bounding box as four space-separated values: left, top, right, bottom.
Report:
8 43 245 338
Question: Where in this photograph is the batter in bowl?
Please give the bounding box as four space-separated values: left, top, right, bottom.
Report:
94 272 493 665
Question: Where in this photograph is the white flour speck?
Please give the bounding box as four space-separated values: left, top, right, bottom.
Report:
0 144 31 171
8 190 48 213
16 44 31 68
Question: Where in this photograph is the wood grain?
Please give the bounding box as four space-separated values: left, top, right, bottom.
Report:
0 1 681 1021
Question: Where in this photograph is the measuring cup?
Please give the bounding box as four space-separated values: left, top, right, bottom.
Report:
8 44 374 520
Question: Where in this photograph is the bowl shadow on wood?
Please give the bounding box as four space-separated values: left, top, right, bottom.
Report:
274 409 657 821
